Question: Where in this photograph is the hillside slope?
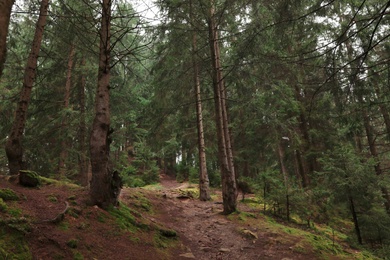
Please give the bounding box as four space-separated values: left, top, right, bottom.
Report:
0 175 376 259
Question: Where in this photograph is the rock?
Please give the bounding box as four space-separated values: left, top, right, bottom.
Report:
19 170 41 187
240 229 258 240
241 245 255 250
179 252 195 258
219 248 231 253
214 220 228 225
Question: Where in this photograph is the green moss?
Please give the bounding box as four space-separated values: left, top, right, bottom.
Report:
128 192 152 213
0 198 7 213
68 195 77 201
73 251 84 260
159 228 177 238
142 183 163 190
39 176 80 189
66 239 78 248
0 226 32 259
97 213 107 223
47 195 58 203
19 170 41 187
228 211 256 222
7 207 21 217
0 189 19 201
178 187 199 198
58 221 69 231
108 203 137 232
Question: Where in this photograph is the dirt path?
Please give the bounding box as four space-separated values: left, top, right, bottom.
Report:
147 174 311 260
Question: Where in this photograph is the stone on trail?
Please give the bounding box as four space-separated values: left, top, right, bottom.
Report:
179 252 196 258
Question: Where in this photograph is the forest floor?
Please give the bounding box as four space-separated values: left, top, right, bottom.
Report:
0 174 375 259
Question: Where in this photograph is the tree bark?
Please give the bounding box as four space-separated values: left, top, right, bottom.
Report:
0 0 15 78
5 0 49 175
349 196 363 245
89 0 119 209
293 84 312 187
78 57 89 186
208 1 237 214
277 141 290 221
59 44 75 177
361 107 390 213
191 0 210 201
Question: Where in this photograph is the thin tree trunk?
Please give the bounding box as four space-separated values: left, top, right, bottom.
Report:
5 0 49 175
59 44 75 177
295 149 310 187
293 85 312 187
89 0 119 209
349 196 363 245
208 1 237 214
373 83 390 140
190 0 210 201
78 57 89 186
0 0 15 78
277 141 290 221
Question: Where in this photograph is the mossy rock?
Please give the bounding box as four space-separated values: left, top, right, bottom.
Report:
19 170 41 188
159 228 177 238
0 188 19 201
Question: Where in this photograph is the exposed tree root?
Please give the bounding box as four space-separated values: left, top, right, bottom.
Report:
36 201 69 224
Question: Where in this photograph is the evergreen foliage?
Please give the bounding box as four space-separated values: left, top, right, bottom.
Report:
1 0 390 255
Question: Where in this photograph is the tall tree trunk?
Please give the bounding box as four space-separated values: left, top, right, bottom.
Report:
277 141 290 221
293 84 312 187
361 107 390 213
294 149 310 188
349 196 363 245
191 0 210 201
78 57 89 186
0 0 15 78
5 0 49 175
208 1 237 214
59 44 75 177
89 0 119 209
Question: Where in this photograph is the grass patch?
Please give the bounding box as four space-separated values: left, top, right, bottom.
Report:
108 203 142 233
126 192 153 213
0 198 7 213
154 229 177 249
66 239 78 249
142 184 163 191
228 211 257 222
0 189 19 201
0 226 32 259
58 221 70 231
47 195 58 203
73 251 84 260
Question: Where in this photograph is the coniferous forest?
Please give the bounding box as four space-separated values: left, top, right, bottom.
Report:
2 0 390 258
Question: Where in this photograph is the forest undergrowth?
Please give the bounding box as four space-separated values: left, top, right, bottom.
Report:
0 173 383 259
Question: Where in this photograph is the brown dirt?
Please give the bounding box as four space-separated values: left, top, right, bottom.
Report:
145 174 321 260
0 175 355 259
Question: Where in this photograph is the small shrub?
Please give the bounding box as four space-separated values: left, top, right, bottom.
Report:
47 195 58 203
188 167 199 184
122 175 145 188
66 239 78 248
0 189 19 201
208 170 221 187
73 251 84 260
0 198 8 212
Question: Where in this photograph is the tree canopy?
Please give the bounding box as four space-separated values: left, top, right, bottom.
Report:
1 0 390 255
